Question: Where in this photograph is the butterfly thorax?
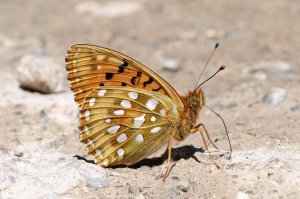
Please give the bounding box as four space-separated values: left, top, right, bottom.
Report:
175 90 205 141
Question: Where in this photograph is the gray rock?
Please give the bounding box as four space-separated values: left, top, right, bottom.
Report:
176 181 190 192
0 144 108 198
262 88 287 106
16 55 67 94
128 183 142 195
291 104 300 111
169 187 181 198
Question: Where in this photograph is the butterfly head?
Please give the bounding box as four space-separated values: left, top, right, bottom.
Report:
186 89 205 114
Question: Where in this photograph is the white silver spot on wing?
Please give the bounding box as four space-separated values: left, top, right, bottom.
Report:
160 109 166 116
105 118 112 124
151 116 156 122
89 98 96 107
114 109 125 116
128 92 138 99
85 110 90 121
172 103 178 114
87 139 94 147
120 100 132 108
95 149 104 159
98 89 107 96
117 148 125 159
134 114 145 127
102 159 109 166
107 125 121 134
84 125 90 134
136 133 144 143
116 133 128 143
146 98 158 110
151 127 161 133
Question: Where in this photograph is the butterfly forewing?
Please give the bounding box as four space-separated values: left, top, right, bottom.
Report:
65 44 184 111
79 86 179 167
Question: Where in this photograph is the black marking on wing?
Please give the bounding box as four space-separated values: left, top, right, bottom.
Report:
121 82 127 86
143 77 154 88
152 86 161 91
131 71 142 86
118 61 129 73
106 73 114 80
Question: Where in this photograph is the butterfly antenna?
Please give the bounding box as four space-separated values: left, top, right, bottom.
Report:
194 43 219 92
204 105 232 159
195 65 225 91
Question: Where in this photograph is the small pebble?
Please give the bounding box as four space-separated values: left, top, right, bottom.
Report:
135 194 145 199
14 145 25 157
171 176 180 181
237 191 250 199
169 187 181 198
154 173 164 180
176 181 190 192
290 104 300 111
262 88 287 106
128 184 142 195
161 58 181 72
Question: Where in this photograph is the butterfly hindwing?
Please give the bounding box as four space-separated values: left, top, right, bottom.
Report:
79 86 179 166
65 44 184 111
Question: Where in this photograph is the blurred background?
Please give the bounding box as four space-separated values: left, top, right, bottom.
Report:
0 1 299 198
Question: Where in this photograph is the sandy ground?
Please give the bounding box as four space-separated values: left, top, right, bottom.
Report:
0 0 300 198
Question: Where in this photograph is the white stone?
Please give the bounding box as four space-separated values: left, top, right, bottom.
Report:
128 92 138 99
263 88 287 106
114 109 125 116
237 192 250 199
16 55 67 93
89 98 96 106
134 114 145 127
98 89 106 96
116 133 128 143
136 134 144 142
75 1 141 18
120 100 132 108
146 98 158 110
160 57 181 72
151 127 161 133
107 125 121 134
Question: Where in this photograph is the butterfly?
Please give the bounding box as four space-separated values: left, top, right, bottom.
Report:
65 44 231 181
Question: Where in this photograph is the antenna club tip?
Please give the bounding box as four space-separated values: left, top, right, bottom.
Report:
220 65 226 70
215 43 219 48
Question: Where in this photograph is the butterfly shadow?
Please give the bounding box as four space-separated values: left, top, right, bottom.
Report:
73 145 205 168
128 145 205 169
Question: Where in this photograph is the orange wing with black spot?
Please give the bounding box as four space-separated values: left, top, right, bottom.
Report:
65 44 184 111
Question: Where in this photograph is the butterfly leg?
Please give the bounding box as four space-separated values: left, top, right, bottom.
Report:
191 123 221 169
163 130 176 182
